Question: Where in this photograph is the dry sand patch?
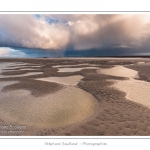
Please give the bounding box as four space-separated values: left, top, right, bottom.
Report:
58 67 98 72
52 64 89 68
98 65 150 108
98 65 139 78
0 86 97 128
36 75 83 85
111 78 150 109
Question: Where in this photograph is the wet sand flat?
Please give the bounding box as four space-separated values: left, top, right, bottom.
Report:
0 58 150 136
0 72 43 78
0 62 43 78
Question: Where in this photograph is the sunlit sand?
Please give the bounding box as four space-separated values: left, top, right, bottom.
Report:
57 67 98 72
36 75 83 85
53 64 89 68
0 62 97 128
0 84 97 128
137 62 145 64
16 68 39 71
98 65 139 78
111 78 150 108
53 63 98 68
98 65 150 108
1 59 150 136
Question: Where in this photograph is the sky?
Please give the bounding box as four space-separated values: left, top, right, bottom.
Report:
0 14 150 58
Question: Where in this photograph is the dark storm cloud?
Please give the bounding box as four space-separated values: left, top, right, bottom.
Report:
0 14 150 57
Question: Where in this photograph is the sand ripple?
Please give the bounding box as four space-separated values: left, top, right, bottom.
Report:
0 85 97 128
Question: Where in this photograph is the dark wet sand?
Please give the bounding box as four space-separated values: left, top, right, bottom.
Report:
0 58 150 136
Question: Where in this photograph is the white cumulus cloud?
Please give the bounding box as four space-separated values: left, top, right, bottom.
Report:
0 47 27 58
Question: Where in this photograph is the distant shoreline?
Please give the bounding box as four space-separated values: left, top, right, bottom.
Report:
0 56 150 60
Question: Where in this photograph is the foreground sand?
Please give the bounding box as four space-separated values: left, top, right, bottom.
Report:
0 58 150 135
